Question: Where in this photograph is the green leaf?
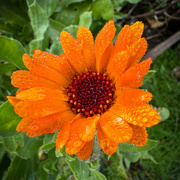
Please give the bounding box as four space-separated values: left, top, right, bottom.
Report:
120 151 142 162
128 0 142 4
63 25 80 38
0 101 22 136
4 155 37 180
118 139 159 152
3 134 24 152
49 19 66 42
157 107 170 121
140 151 158 164
66 158 89 180
92 0 114 21
27 0 49 53
40 133 55 153
61 0 85 7
91 170 107 180
28 0 49 39
49 41 63 55
0 36 26 69
88 160 100 171
15 135 43 159
35 0 59 17
55 1 92 26
0 63 16 75
143 70 156 83
79 11 92 29
0 144 6 164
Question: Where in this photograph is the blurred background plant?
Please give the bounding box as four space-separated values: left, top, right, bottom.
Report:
0 0 180 179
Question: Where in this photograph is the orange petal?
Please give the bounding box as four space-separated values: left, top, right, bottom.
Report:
129 21 144 43
116 58 152 89
77 27 96 71
65 119 86 155
108 38 147 77
16 87 67 101
26 111 72 137
126 38 147 68
56 120 71 151
115 88 153 106
111 21 144 58
16 117 33 132
97 123 118 155
60 31 87 73
76 115 100 142
23 54 69 87
11 70 60 89
95 20 116 73
106 50 129 81
33 49 74 81
99 111 132 143
128 124 147 146
76 140 93 160
7 96 20 106
111 103 161 127
14 99 69 118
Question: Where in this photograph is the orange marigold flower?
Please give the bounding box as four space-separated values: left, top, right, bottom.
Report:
7 20 161 161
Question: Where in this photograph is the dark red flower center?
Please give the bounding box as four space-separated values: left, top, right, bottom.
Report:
66 71 115 117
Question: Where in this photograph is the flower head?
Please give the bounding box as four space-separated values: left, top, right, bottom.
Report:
8 20 161 160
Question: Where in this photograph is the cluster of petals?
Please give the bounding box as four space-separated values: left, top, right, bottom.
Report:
7 20 161 160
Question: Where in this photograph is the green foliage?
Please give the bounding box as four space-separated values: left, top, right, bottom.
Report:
0 36 26 70
0 101 21 136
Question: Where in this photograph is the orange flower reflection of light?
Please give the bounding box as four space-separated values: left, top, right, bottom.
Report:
7 20 161 161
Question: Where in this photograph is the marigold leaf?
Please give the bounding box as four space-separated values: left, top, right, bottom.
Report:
66 158 89 180
79 11 92 29
91 170 107 180
4 156 34 180
157 107 170 121
0 101 21 136
0 36 26 70
3 134 24 152
92 0 114 21
118 139 159 152
15 135 43 159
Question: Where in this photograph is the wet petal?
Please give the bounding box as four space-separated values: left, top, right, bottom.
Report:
116 58 152 89
115 88 153 106
16 117 33 132
97 123 118 155
76 140 93 160
99 112 132 143
23 54 69 87
65 118 86 155
106 50 129 81
111 103 161 127
56 120 71 151
60 31 87 73
77 27 96 71
111 22 144 59
78 115 100 142
11 70 60 89
7 96 20 106
33 49 74 80
126 38 147 67
27 111 72 137
129 124 147 146
14 99 69 118
16 87 67 101
95 20 116 72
